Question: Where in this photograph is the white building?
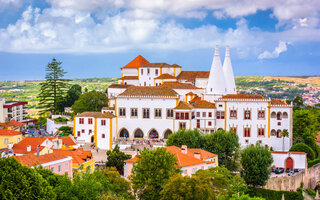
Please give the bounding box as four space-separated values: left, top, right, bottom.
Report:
74 112 116 150
271 151 307 170
105 45 293 151
0 98 30 123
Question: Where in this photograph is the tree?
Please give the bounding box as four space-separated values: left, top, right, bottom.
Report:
106 144 131 175
204 130 240 171
166 129 206 148
130 148 179 200
160 174 215 200
293 109 318 144
58 126 72 136
241 144 273 187
38 58 70 115
290 143 315 160
281 129 289 151
55 84 82 113
72 90 108 114
0 157 56 199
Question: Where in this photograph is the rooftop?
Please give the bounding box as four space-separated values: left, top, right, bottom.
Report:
220 94 266 100
14 152 70 167
177 71 210 82
118 76 139 80
159 82 200 89
77 111 115 118
271 99 288 105
53 148 92 165
0 129 22 136
12 137 47 154
140 63 175 68
108 84 133 89
121 55 149 69
193 100 216 109
154 74 177 80
118 86 178 97
174 101 194 110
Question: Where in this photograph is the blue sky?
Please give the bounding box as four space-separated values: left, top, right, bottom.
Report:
0 0 319 80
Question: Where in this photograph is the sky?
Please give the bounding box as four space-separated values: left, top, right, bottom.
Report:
0 0 319 80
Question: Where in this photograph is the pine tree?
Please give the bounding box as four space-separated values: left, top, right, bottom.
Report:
38 58 70 115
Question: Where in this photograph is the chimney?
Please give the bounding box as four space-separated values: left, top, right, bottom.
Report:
181 145 187 154
37 145 40 156
194 151 201 160
27 145 31 152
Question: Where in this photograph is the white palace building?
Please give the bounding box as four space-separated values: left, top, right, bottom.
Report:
74 46 293 151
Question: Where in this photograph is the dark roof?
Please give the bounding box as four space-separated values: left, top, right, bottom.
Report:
77 112 115 118
108 84 133 89
118 86 178 97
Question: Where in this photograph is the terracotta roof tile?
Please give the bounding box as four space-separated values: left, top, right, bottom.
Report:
174 101 194 110
77 112 115 118
271 151 307 155
190 96 201 103
8 120 26 127
193 100 216 109
177 71 210 81
118 86 178 97
271 99 287 105
220 94 266 100
122 55 149 69
187 149 217 160
102 107 115 110
141 63 172 68
154 74 177 80
0 129 22 136
53 148 92 165
159 82 200 89
118 76 139 80
186 92 195 95
14 152 70 167
45 137 76 146
12 137 47 154
108 84 133 89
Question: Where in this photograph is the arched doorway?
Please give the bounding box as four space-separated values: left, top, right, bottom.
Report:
285 157 293 170
134 129 144 138
163 129 173 139
91 136 94 143
119 128 129 138
149 129 159 139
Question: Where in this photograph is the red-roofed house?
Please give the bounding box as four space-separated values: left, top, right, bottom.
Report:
14 152 73 177
0 129 23 149
124 145 218 178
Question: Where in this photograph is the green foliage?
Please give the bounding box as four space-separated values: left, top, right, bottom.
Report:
307 158 320 167
58 126 72 136
54 117 69 123
106 144 131 175
290 143 315 160
305 188 316 197
204 130 240 171
130 148 179 200
229 194 265 200
245 187 303 200
0 157 56 200
166 129 206 148
241 144 273 187
55 84 82 113
72 90 108 114
36 116 47 128
160 174 215 200
293 109 318 144
37 58 71 114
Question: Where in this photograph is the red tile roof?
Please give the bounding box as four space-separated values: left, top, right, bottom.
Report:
186 92 195 95
174 101 194 110
118 76 139 80
45 137 76 146
190 96 201 103
271 151 307 155
53 148 92 165
159 82 200 89
122 55 149 69
193 100 216 109
187 149 217 160
8 120 26 127
108 84 133 89
118 86 178 97
140 63 173 68
220 94 266 100
154 74 176 80
177 71 209 82
14 152 70 167
271 99 287 105
12 137 47 154
76 112 115 118
0 129 22 136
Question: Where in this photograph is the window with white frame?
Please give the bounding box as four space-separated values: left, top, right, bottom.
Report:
167 109 174 118
155 108 162 118
131 108 138 117
119 108 126 117
143 108 150 119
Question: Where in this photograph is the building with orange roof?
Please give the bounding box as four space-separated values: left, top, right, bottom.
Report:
0 129 23 149
53 148 95 173
14 152 73 177
124 145 218 178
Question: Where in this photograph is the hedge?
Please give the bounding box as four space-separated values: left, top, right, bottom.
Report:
246 187 303 200
308 158 320 168
289 143 315 160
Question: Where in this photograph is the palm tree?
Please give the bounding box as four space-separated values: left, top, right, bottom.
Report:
281 129 289 151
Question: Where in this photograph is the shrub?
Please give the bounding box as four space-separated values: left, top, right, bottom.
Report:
307 158 320 168
290 143 315 160
54 117 69 123
246 187 303 200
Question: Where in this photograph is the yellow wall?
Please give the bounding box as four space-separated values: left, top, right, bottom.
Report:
0 134 22 149
73 159 96 173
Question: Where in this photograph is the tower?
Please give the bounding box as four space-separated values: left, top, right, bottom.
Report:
223 45 237 94
206 45 227 96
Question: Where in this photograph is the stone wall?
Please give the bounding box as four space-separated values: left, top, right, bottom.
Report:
264 163 320 191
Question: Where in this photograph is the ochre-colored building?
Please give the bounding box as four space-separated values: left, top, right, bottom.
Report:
0 129 23 149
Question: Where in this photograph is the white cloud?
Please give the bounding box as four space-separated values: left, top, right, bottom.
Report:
258 41 288 59
0 0 24 12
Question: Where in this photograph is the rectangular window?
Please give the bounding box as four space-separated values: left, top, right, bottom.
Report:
155 108 162 118
141 69 143 75
179 122 186 129
202 112 206 117
167 109 173 118
244 110 251 120
244 128 251 137
208 112 212 117
230 110 237 118
79 118 84 124
197 119 200 128
89 129 92 134
176 112 180 119
143 108 150 119
258 128 265 137
147 68 150 74
4 138 8 144
196 112 200 117
81 129 85 133
155 69 159 75
51 167 54 172
221 111 225 119
77 131 80 137
101 120 106 126
208 121 212 126
131 108 138 117
119 108 126 117
216 111 221 119
185 113 189 120
58 165 61 172
258 111 265 119
65 163 69 171
88 118 93 124
181 112 185 120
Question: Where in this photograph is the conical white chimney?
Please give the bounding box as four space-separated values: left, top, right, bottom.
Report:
223 46 237 94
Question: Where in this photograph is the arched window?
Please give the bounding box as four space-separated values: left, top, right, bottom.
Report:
163 129 173 139
271 129 276 136
134 129 144 138
277 112 282 120
271 112 276 118
149 129 159 139
276 129 282 138
119 128 129 138
283 112 288 119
